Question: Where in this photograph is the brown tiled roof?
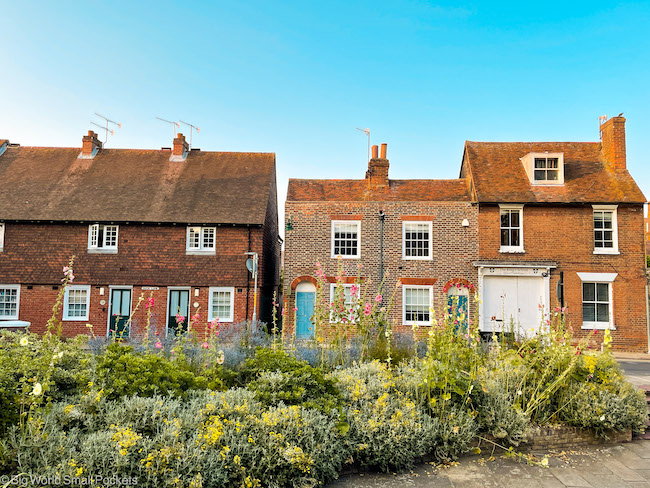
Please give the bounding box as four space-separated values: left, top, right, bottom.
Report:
287 178 470 202
0 146 275 224
463 141 645 204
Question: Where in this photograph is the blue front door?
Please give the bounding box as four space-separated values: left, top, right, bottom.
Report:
296 292 315 339
448 294 469 333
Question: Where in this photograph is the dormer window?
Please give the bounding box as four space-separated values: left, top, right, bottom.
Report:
520 152 564 185
88 224 118 253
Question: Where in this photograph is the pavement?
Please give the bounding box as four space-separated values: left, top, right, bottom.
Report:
328 440 650 488
329 358 650 487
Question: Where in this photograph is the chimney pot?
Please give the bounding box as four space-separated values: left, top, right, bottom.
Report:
380 143 387 159
173 133 189 158
81 130 102 158
371 145 378 159
600 116 626 170
366 142 390 190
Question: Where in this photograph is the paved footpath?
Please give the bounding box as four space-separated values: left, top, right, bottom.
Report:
328 439 650 487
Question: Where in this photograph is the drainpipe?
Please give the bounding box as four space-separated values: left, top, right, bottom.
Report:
246 227 251 321
379 210 385 292
646 283 650 354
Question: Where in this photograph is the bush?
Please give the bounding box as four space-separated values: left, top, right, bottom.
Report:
237 348 309 384
95 343 207 400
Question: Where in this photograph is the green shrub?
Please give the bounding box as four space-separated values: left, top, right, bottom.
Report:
474 377 529 446
95 343 207 400
238 347 309 384
429 406 479 462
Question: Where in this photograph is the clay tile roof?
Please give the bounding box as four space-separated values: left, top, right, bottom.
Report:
287 178 471 202
0 146 275 224
463 141 645 204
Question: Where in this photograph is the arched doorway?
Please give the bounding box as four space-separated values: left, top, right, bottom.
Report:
295 281 316 339
447 284 469 333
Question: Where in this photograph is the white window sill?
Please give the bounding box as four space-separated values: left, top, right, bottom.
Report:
62 317 90 322
208 317 233 323
404 322 433 326
186 250 216 256
0 320 29 327
593 250 620 255
402 256 433 261
581 323 616 331
331 255 360 260
499 248 525 254
87 248 118 254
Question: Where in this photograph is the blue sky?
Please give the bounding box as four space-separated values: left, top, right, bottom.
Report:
1 1 648 232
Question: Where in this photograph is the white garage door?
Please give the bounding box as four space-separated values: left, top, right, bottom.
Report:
483 276 544 337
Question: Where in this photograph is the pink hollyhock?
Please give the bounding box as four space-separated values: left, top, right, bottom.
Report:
155 341 162 349
375 294 382 303
201 342 209 349
364 303 372 316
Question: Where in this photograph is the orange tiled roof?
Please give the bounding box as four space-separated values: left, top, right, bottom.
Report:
462 141 645 204
0 146 275 224
287 178 471 202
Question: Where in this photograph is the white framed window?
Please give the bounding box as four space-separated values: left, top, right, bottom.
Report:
592 205 619 254
499 204 524 253
520 152 564 185
577 272 617 330
186 226 216 253
88 224 118 252
403 285 433 326
208 287 235 323
402 221 432 260
63 285 91 321
329 283 360 323
331 221 360 259
0 223 4 251
0 285 20 321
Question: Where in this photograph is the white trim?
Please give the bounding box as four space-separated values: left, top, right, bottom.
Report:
87 224 119 252
63 285 91 321
499 204 524 253
576 272 618 283
331 220 361 259
186 226 216 253
402 221 433 260
0 223 4 252
0 320 30 328
580 280 615 330
165 286 191 336
592 205 619 254
0 284 20 321
520 152 565 186
208 286 235 323
329 283 360 323
402 285 434 326
106 287 133 337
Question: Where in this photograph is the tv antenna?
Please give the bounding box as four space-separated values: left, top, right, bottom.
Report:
179 120 200 149
92 113 122 144
356 127 371 162
156 117 180 139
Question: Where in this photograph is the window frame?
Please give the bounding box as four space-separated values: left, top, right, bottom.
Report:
186 226 217 254
63 285 91 321
0 223 4 251
88 224 119 253
592 205 619 255
402 221 433 260
208 286 235 323
499 204 524 253
520 152 565 186
0 285 20 321
329 283 360 323
330 220 361 259
402 285 434 326
577 272 617 330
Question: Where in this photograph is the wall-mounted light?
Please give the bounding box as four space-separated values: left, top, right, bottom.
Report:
285 217 293 231
461 219 470 227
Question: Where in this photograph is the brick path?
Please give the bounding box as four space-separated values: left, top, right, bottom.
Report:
328 439 650 487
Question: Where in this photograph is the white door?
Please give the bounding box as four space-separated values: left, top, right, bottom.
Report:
483 276 544 338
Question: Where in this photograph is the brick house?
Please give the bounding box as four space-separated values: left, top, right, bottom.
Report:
461 116 648 352
284 143 478 339
284 117 648 352
0 131 281 338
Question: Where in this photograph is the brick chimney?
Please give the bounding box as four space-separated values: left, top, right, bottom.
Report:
80 130 102 158
173 133 189 157
366 143 389 190
600 116 626 170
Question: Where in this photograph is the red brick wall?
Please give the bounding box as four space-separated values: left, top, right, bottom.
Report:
0 222 279 335
283 200 479 336
478 204 648 352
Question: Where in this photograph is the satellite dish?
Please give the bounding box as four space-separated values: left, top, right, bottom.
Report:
246 258 256 274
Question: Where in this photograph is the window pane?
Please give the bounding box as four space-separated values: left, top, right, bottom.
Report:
583 303 596 322
510 229 520 246
0 288 18 318
212 290 232 320
547 170 558 181
202 228 215 249
583 283 595 302
333 223 359 256
500 212 509 227
500 229 509 246
188 228 201 249
404 223 430 258
596 303 609 322
534 158 546 168
547 158 558 168
534 170 546 180
509 211 519 227
596 283 608 301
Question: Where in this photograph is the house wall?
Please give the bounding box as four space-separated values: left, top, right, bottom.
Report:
0 222 279 336
478 204 648 352
283 200 479 336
